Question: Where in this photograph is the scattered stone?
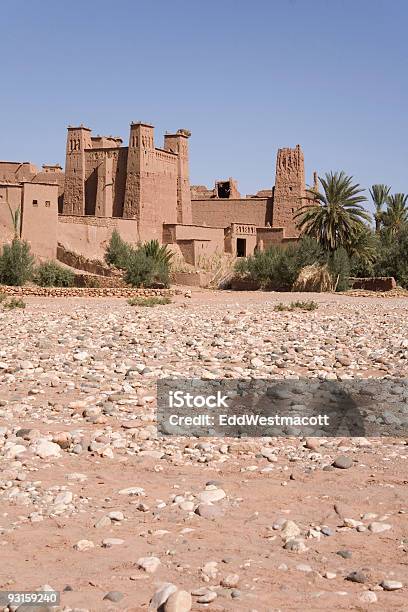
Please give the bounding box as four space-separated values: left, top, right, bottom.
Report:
333 455 353 469
150 583 178 609
220 573 239 588
305 438 320 451
32 439 61 459
323 571 337 580
103 591 124 602
94 515 111 529
198 488 226 503
195 504 224 519
197 590 217 603
346 570 368 584
108 510 124 521
380 580 403 590
137 556 161 573
118 486 145 496
284 539 307 553
281 520 301 540
54 491 73 505
164 590 192 612
337 550 352 559
73 539 95 551
368 522 392 533
359 591 378 603
102 538 124 547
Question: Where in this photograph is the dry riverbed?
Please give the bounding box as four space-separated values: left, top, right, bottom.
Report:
0 290 407 611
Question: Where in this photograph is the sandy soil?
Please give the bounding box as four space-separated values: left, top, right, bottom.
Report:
0 290 407 611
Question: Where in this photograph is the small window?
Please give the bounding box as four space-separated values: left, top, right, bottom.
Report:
32 200 38 206
45 201 51 207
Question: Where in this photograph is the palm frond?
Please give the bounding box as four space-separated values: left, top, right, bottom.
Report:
295 171 370 252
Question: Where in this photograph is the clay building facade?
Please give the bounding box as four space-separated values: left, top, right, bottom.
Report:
0 121 315 266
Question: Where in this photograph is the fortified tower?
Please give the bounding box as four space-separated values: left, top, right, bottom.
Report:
123 122 155 220
272 144 306 237
164 129 192 224
63 126 92 215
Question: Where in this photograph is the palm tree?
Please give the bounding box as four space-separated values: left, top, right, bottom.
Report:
294 171 370 252
347 226 377 265
382 193 408 236
369 184 390 232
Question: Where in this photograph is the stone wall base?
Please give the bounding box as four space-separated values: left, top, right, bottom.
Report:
349 277 396 292
0 286 180 298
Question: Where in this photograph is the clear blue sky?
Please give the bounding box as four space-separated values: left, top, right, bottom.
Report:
1 0 407 206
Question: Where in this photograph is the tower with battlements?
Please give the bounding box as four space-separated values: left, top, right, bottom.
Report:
63 126 92 215
272 144 306 237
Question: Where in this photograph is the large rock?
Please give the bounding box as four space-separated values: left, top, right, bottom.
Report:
32 439 61 459
164 590 192 612
198 488 226 503
137 556 161 573
149 583 177 609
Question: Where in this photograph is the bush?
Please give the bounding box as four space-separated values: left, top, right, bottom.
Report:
34 261 75 287
235 238 324 290
349 253 375 278
124 250 170 288
81 275 101 288
235 245 296 289
274 300 318 312
105 230 133 269
140 240 174 265
128 296 171 307
3 297 26 310
328 248 350 291
105 234 173 288
293 236 325 269
235 238 354 292
0 238 34 286
373 228 408 287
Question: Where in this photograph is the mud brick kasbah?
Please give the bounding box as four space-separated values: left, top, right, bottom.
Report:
0 121 316 264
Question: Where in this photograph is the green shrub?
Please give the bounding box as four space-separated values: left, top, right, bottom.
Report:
3 297 26 309
105 230 133 269
328 248 350 291
124 250 170 288
34 261 75 287
274 300 318 312
374 229 408 287
140 240 174 265
294 236 325 269
0 292 7 303
0 238 34 286
105 234 174 288
128 296 171 307
235 238 325 291
234 237 355 292
235 245 297 290
291 300 318 311
349 253 375 278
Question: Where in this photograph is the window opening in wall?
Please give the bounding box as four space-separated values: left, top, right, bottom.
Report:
217 181 231 198
32 200 38 206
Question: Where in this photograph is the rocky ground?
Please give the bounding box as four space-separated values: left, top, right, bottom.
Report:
0 290 407 611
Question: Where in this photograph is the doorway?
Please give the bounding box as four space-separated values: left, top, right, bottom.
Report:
236 238 246 257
